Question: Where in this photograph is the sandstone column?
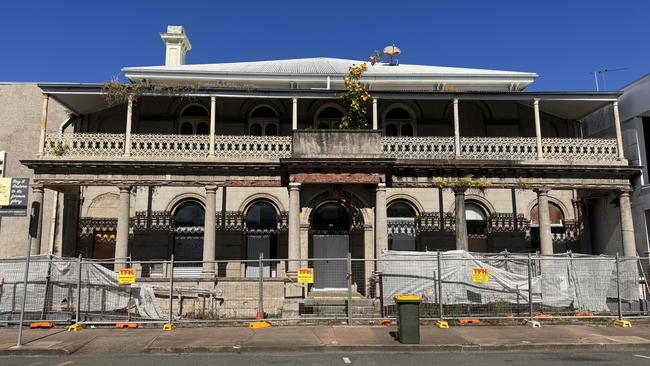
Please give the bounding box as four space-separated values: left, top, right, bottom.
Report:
115 186 131 269
29 185 45 255
536 188 553 255
375 183 388 268
288 182 301 272
454 188 468 251
202 185 217 275
292 98 298 130
618 190 637 256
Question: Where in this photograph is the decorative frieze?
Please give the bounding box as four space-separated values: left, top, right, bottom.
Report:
461 137 537 160
44 133 124 158
382 136 455 159
541 138 618 162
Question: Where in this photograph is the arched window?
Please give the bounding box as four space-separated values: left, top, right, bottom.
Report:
245 201 278 277
384 106 416 137
312 202 350 234
315 105 345 129
178 104 209 135
466 203 488 237
388 202 418 251
172 201 205 277
249 105 279 136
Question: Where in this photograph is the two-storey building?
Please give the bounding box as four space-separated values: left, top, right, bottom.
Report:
10 26 639 297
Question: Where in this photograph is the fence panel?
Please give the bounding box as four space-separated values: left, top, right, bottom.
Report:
1 253 649 326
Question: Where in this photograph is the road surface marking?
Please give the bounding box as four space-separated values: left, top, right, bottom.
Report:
634 355 650 360
343 357 351 364
24 362 41 366
53 361 75 366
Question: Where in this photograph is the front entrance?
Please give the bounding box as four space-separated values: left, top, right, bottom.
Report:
172 201 204 277
311 203 350 289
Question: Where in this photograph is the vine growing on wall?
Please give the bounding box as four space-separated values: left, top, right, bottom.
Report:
431 175 490 191
101 78 257 107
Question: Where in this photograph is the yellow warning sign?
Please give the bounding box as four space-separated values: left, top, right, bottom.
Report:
297 268 314 284
117 268 136 285
471 268 489 284
0 178 10 206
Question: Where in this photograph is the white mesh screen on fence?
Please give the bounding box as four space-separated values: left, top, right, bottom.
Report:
381 250 641 313
0 255 163 320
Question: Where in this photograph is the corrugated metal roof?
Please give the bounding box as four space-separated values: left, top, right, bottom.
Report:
123 57 536 77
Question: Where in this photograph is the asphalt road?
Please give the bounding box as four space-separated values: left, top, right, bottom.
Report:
3 351 650 366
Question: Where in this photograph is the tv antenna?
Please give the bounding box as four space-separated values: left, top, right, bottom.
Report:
590 67 627 91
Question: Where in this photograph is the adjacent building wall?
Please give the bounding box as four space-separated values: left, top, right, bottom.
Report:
0 84 68 257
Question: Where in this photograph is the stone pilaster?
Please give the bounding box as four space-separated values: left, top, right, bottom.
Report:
202 185 217 275
115 186 131 269
288 182 301 272
618 190 636 256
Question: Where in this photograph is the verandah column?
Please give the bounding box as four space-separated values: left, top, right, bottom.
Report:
375 183 388 269
292 98 298 130
536 188 553 255
618 190 637 256
612 101 626 161
372 98 378 130
454 188 468 251
30 185 45 255
38 94 49 157
209 96 216 158
124 95 134 157
202 185 217 275
115 186 131 269
288 182 301 272
453 97 461 158
533 98 544 160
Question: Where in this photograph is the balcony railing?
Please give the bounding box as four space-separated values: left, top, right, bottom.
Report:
42 133 621 165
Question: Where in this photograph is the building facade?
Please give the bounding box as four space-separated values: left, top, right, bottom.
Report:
584 73 650 257
3 26 639 294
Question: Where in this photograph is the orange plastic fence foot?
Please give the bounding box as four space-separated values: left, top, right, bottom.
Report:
30 322 54 329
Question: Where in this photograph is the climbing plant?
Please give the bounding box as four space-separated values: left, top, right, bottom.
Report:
339 63 370 129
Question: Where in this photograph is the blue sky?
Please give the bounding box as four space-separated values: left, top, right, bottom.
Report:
1 1 648 91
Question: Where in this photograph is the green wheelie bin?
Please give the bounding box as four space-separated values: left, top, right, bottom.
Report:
394 295 421 344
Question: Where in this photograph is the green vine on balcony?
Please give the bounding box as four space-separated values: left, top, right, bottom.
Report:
102 78 257 107
432 175 490 191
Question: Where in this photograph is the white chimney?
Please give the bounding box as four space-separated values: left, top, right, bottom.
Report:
160 25 192 66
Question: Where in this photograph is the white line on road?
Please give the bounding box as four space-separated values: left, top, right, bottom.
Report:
23 362 41 366
53 361 75 366
634 354 650 360
343 357 351 364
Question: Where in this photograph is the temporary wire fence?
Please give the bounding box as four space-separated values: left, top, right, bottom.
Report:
0 251 648 327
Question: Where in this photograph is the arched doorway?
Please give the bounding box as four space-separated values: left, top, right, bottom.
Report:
530 202 567 252
466 202 489 252
178 104 209 135
245 201 278 277
311 202 350 289
173 201 204 276
387 202 417 251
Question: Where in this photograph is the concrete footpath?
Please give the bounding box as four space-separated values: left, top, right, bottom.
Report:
1 323 650 355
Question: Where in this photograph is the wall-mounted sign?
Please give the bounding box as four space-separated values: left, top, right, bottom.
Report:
471 268 489 284
117 268 136 285
0 178 29 216
297 268 314 284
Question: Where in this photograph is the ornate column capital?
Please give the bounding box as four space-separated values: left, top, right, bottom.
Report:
534 187 550 196
453 186 467 194
205 185 218 193
31 184 44 193
118 185 131 193
376 182 386 191
289 182 301 191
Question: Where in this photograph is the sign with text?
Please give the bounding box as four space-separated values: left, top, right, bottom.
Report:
471 268 489 284
297 268 314 284
0 178 29 216
117 268 136 285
